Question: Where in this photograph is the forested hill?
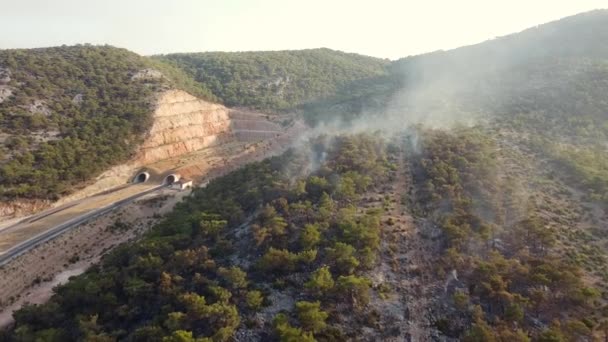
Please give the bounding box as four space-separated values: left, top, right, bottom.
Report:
0 45 215 200
153 48 390 111
394 9 608 75
387 9 608 139
381 10 608 213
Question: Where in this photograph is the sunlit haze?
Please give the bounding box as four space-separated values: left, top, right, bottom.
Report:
1 0 607 59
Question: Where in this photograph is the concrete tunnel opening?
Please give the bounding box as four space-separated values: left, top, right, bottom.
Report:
163 174 180 185
133 172 150 183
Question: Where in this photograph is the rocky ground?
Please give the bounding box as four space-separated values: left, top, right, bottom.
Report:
363 139 443 341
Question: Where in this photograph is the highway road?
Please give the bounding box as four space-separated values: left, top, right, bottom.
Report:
0 184 165 267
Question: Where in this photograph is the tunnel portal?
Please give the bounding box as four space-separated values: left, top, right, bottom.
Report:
133 172 150 183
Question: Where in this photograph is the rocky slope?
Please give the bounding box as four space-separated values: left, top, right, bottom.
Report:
136 90 234 165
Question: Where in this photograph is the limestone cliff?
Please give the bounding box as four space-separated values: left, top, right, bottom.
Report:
135 90 234 165
56 90 242 204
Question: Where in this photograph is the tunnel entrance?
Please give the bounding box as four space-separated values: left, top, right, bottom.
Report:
163 174 179 185
133 172 150 183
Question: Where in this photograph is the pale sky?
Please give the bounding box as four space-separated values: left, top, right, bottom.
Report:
0 0 606 59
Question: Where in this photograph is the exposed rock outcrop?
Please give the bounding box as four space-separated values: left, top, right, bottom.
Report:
27 100 51 116
131 68 163 81
0 68 10 84
0 199 51 223
71 94 83 105
135 91 234 165
0 86 12 104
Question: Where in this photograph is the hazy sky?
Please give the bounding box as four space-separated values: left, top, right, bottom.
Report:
1 0 605 59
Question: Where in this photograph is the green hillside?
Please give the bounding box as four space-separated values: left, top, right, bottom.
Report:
154 48 390 112
390 10 608 139
0 45 215 200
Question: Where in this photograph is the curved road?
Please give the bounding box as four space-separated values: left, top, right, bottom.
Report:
0 185 165 267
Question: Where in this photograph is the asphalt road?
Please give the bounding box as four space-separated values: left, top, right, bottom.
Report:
0 185 165 267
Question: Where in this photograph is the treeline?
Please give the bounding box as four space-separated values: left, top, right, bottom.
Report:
2 133 395 341
154 48 389 112
412 128 605 341
0 45 215 200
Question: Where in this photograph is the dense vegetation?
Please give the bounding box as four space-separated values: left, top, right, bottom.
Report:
0 45 216 200
411 128 606 341
387 11 608 142
2 133 396 341
155 48 389 112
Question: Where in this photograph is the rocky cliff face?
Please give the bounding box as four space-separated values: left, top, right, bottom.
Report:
57 90 240 204
0 199 50 224
135 90 234 165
